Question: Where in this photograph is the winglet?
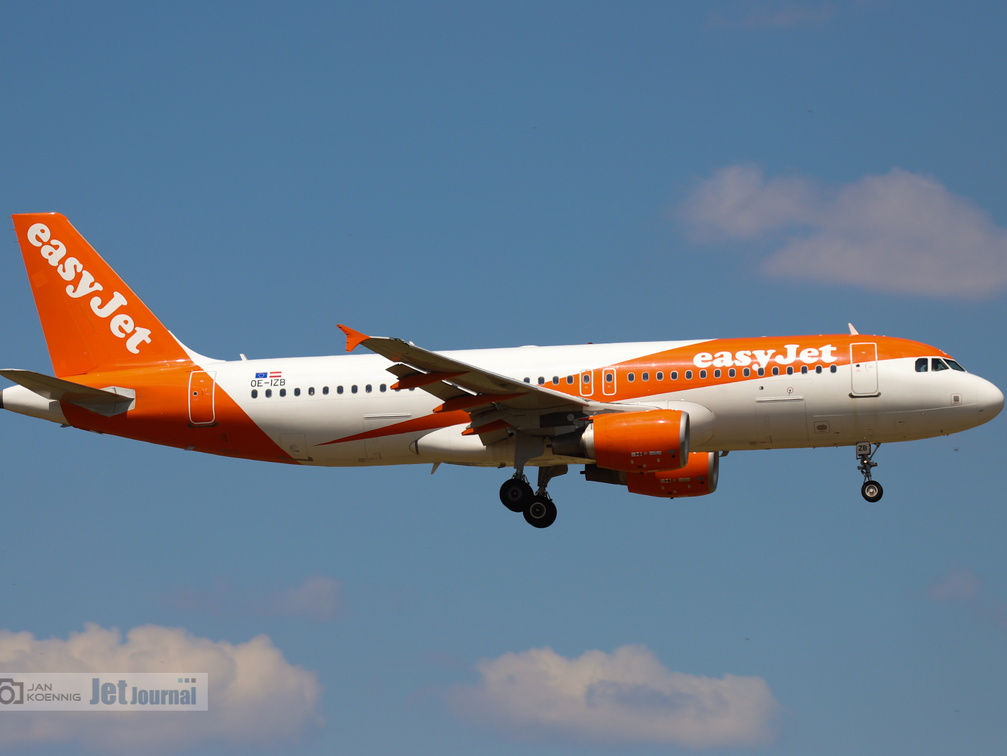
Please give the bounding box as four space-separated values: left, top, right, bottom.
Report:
337 324 370 353
848 323 860 335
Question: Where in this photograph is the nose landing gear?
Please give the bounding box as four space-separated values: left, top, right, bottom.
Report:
856 442 884 502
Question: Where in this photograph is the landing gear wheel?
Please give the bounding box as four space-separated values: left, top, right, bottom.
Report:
523 495 557 529
499 478 534 512
861 480 884 503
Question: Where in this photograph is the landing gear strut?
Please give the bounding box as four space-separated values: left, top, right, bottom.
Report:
856 442 884 502
498 465 566 528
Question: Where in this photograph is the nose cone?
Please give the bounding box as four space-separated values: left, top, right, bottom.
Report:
976 378 1004 423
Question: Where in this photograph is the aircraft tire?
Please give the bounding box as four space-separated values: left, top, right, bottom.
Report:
861 480 884 503
523 496 557 529
500 478 534 512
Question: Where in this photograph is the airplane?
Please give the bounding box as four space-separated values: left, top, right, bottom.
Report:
2 213 1003 528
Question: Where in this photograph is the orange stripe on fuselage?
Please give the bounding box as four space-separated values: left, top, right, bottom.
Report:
318 410 471 446
58 367 294 463
541 335 945 403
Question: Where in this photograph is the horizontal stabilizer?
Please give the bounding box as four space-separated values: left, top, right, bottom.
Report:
0 369 135 417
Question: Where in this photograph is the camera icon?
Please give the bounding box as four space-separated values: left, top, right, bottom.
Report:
0 679 24 705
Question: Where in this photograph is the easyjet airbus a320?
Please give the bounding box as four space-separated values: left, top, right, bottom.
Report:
3 214 1003 527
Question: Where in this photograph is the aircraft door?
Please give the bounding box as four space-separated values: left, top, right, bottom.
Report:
579 370 596 397
850 343 879 396
188 371 216 425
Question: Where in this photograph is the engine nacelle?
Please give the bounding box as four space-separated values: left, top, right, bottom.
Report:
582 409 690 473
624 451 720 498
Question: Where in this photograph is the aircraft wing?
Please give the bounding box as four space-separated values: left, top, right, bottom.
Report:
337 325 636 442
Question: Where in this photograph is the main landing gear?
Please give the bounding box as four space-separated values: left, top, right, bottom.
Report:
856 442 884 502
499 465 566 528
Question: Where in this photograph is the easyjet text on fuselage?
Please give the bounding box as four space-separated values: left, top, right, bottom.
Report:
692 343 838 370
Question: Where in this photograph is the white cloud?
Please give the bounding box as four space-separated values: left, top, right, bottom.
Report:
679 164 821 240
161 574 343 621
928 567 982 603
269 575 343 621
0 623 322 754
677 165 1007 298
448 645 779 749
927 568 1007 632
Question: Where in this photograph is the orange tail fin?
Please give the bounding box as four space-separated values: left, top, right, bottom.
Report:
11 213 192 377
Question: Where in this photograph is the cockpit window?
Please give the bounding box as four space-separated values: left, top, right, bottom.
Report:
917 357 968 373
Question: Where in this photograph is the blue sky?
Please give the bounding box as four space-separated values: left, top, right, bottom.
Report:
1 1 1006 753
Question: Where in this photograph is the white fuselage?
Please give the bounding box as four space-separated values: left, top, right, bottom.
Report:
199 340 1000 467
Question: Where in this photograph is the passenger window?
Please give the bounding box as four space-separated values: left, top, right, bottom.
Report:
729 368 736 378
323 386 330 395
699 370 707 379
628 373 635 382
657 371 664 381
265 389 272 398
279 388 286 397
915 358 928 373
671 371 679 380
309 387 315 396
294 388 301 397
685 370 693 380
251 389 258 399
642 372 649 381
337 386 344 395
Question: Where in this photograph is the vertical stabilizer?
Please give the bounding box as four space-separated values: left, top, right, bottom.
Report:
11 213 192 377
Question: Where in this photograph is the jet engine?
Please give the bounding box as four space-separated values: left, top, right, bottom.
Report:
583 451 720 499
553 409 689 472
